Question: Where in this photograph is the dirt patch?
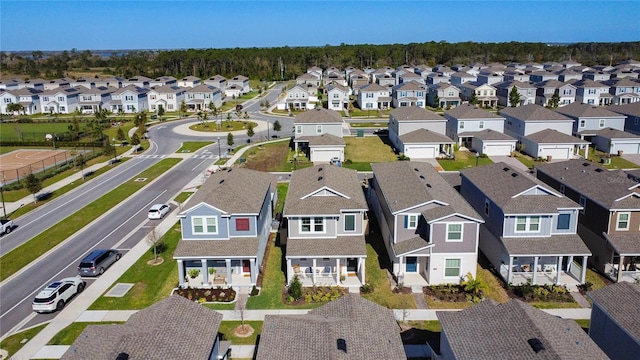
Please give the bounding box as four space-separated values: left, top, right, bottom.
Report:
174 287 236 302
243 141 290 172
147 257 164 266
233 324 254 338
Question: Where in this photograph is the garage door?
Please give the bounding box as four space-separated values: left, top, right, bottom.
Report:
311 149 341 162
613 142 640 154
482 144 513 156
540 147 571 160
404 146 437 159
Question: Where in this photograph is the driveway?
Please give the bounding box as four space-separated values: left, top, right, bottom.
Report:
622 154 640 168
489 155 533 176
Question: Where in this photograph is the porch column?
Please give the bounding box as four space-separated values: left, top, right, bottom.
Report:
508 257 514 284
286 258 293 284
618 255 625 282
567 256 574 274
581 256 588 284
225 259 231 283
360 257 366 284
250 258 257 284
584 144 589 160
312 258 317 284
532 256 539 284
336 258 341 285
556 256 563 285
398 256 404 277
177 260 185 287
201 259 208 285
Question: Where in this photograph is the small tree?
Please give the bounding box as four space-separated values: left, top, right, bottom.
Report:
547 89 561 109
116 127 126 141
74 154 87 180
432 94 440 108
227 132 234 150
246 123 255 142
25 173 42 204
273 120 281 137
131 133 141 152
509 86 521 108
180 100 187 118
146 225 163 264
157 104 165 121
103 141 117 163
289 275 303 300
470 91 479 106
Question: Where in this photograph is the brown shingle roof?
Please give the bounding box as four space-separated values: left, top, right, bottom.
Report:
399 128 454 144
500 104 573 122
588 282 640 343
174 237 259 258
295 108 343 124
390 106 444 121
501 234 591 255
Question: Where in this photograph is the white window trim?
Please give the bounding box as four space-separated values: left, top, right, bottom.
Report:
343 214 356 232
406 214 418 229
316 125 323 134
192 216 218 235
616 212 630 231
300 217 325 234
443 258 462 278
514 216 541 233
296 125 302 134
446 223 464 242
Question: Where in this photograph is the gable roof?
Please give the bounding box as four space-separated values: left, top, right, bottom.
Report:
464 129 515 141
500 104 573 122
399 128 454 144
61 295 223 360
555 102 623 119
284 165 367 216
524 129 589 144
371 161 481 221
608 101 640 117
437 299 607 360
295 108 343 124
256 294 406 360
445 103 503 120
588 282 640 344
359 83 388 92
307 133 346 146
186 84 220 93
393 80 425 91
595 127 640 139
113 84 149 95
390 106 444 121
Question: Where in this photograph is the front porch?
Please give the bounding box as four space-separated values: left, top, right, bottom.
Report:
287 257 365 290
500 255 588 288
178 258 258 288
604 255 640 283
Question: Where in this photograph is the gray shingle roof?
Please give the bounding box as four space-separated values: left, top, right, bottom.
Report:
394 80 426 91
399 128 454 144
307 133 346 146
588 282 640 343
500 104 573 122
524 129 589 144
359 83 387 92
602 233 640 254
463 129 515 141
295 108 343 124
286 236 366 257
256 294 406 360
371 161 481 220
284 165 367 216
174 237 259 258
437 299 608 360
460 162 579 214
594 127 640 139
390 106 444 121
501 234 591 256
182 168 274 215
61 295 223 360
393 235 431 256
444 103 503 119
555 102 622 119
608 101 640 117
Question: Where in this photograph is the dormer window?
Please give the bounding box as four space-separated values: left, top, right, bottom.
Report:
301 217 324 233
193 216 218 234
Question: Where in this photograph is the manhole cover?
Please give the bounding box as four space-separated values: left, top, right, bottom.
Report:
134 178 147 182
105 283 134 297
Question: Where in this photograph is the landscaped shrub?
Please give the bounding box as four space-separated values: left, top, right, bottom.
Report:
288 275 302 300
188 268 200 279
174 286 236 303
250 285 259 296
360 283 374 294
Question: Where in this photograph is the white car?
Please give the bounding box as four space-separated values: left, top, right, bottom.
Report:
32 276 86 313
148 204 170 219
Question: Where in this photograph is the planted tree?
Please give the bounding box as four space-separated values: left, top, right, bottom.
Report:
74 153 87 180
509 86 521 107
246 123 255 142
116 127 126 142
432 94 440 108
146 225 164 264
227 132 235 151
547 89 561 109
25 173 42 204
180 100 187 118
288 275 303 301
273 120 281 137
470 91 479 105
157 104 165 121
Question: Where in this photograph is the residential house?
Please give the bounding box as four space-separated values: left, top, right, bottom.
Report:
503 70 530 83
368 161 484 288
533 80 576 107
326 82 350 111
520 129 590 160
476 70 503 85
61 295 229 360
148 85 187 113
495 80 536 107
94 76 124 89
609 101 640 135
0 87 41 115
426 72 451 86
149 76 178 88
306 66 323 80
70 77 96 89
111 85 149 113
325 72 347 87
227 75 250 94
293 108 345 162
587 282 640 360
555 102 627 140
388 106 452 158
375 73 397 89
574 79 613 106
433 299 607 360
450 72 477 86
561 60 582 69
349 74 370 92
458 82 498 108
283 84 311 111
174 168 276 288
185 84 223 111
529 70 559 83
77 86 116 114
392 81 427 108
256 294 406 360
583 71 612 82
427 83 461 108
224 84 243 99
39 87 81 114
282 165 368 288
203 75 227 94
0 79 20 90
460 162 590 286
444 104 515 155
296 73 321 95
502 104 575 139
398 71 424 85
122 75 152 88
21 78 46 90
43 78 71 90
556 69 584 82
357 83 391 110
536 160 640 282
177 75 201 88
602 77 640 105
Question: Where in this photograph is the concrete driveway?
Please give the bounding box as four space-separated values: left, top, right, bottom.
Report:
622 154 640 168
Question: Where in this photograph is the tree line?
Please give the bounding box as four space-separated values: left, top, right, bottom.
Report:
2 41 639 80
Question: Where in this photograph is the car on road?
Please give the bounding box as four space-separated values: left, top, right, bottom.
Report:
1 218 14 235
78 249 121 277
32 276 85 313
235 104 243 111
148 203 170 219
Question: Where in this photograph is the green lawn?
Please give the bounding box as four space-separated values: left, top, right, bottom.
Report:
189 121 258 132
579 148 639 169
174 191 194 205
349 121 389 128
0 324 47 359
437 150 494 171
176 141 214 153
0 158 181 282
512 151 537 169
0 122 80 141
345 108 388 118
344 136 398 170
362 243 416 309
89 223 181 310
276 183 288 214
219 321 263 345
47 322 124 345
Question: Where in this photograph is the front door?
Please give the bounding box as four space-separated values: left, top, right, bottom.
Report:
347 258 357 273
406 257 418 272
242 260 251 275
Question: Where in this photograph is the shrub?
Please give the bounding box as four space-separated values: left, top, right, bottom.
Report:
360 283 374 294
188 269 200 278
250 285 259 296
288 275 303 300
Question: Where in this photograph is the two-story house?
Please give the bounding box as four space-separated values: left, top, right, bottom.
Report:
77 86 116 114
39 87 81 114
185 84 223 112
227 75 250 94
204 75 227 94
609 101 640 135
602 77 640 105
495 80 536 107
326 82 350 111
148 85 186 113
149 76 178 88
388 106 453 159
282 165 368 289
369 161 484 289
293 108 345 162
393 81 427 108
177 76 201 88
574 79 613 106
450 72 478 86
0 87 41 115
476 71 504 85
94 76 124 89
427 83 461 108
357 83 391 110
111 85 149 113
459 82 498 108
444 104 516 156
536 160 640 282
460 162 590 286
122 75 152 88
174 168 276 288
534 80 576 107
296 73 321 95
283 84 310 111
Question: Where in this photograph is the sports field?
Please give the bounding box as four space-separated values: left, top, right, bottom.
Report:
0 149 73 183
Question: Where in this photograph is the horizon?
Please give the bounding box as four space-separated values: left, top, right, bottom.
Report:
1 1 639 52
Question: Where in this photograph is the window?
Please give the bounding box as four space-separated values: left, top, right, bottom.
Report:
484 199 490 216
599 119 605 128
59 106 65 112
43 96 49 101
193 216 217 234
333 93 339 98
557 214 571 230
58 96 64 101
405 214 418 229
580 119 586 128
366 92 374 98
560 184 565 194
515 216 540 232
447 91 455 97
168 104 174 110
236 218 250 231
459 121 465 129
588 99 595 105
563 89 572 95
150 95 156 100
579 196 586 214
3 98 12 103
616 212 630 230
479 121 484 129
167 94 174 99
296 125 302 134
446 223 463 241
125 95 133 101
301 217 324 233
316 125 323 134
588 89 596 95
344 214 356 232
444 259 461 277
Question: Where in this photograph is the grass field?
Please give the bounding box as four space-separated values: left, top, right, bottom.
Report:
189 121 258 132
0 324 47 358
219 321 263 345
0 122 79 141
343 136 398 171
176 141 214 153
47 322 124 345
437 150 494 171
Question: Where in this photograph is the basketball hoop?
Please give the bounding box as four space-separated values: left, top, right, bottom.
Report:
45 134 53 141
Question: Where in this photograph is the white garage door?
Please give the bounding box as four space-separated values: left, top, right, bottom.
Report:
482 144 513 156
540 147 571 160
404 146 437 159
311 149 341 162
613 142 640 154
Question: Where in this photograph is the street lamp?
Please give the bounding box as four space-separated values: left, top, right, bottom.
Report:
217 136 221 159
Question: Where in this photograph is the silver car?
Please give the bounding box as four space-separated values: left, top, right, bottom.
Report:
78 249 121 277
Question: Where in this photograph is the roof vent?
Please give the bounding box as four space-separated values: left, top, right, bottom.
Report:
565 167 569 170
414 168 420 172
419 175 425 179
337 338 347 353
318 176 323 181
219 179 225 184
582 170 586 173
115 353 130 360
318 167 323 172
426 183 432 188
527 338 545 353
595 168 604 172
582 162 590 167
503 167 510 172
511 173 519 178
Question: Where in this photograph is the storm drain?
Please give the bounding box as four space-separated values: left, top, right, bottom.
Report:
105 283 134 297
134 178 147 182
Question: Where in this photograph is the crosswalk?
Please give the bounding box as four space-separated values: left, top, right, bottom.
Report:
136 154 219 159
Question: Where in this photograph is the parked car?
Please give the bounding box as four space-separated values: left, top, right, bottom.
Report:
374 128 389 136
235 104 243 111
78 249 121 277
148 203 170 219
1 218 14 235
32 276 85 313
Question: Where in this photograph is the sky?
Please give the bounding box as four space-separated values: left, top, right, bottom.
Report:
1 0 639 52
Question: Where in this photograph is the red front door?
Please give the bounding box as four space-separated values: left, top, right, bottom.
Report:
242 260 250 273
